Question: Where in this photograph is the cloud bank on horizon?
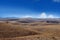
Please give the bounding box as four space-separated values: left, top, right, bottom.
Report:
22 12 58 18
40 12 56 18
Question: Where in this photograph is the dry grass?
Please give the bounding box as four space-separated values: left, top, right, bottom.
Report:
0 23 39 38
0 22 60 40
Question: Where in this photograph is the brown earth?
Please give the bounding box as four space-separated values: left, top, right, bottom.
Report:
0 22 60 40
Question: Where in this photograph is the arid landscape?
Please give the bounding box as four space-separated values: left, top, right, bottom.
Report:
0 0 60 40
0 18 60 40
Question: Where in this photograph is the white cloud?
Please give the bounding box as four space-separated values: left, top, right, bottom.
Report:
48 15 54 18
22 15 33 18
20 12 58 18
40 12 47 18
39 12 56 18
53 0 60 2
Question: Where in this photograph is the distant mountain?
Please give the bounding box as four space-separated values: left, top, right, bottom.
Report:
0 17 60 23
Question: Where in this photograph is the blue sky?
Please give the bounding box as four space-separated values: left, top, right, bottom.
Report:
0 0 60 18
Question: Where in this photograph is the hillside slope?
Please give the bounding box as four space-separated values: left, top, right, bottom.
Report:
0 23 39 38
